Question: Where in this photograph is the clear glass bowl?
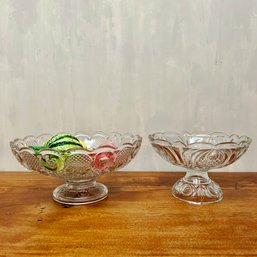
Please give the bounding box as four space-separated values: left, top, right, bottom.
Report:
10 132 142 205
149 132 252 205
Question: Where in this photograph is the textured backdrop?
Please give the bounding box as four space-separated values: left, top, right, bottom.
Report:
1 0 257 171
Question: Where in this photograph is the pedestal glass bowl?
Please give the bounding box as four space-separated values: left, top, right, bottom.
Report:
10 132 142 205
149 132 251 204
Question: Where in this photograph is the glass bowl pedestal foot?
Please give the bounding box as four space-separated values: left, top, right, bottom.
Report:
52 179 108 205
171 170 223 205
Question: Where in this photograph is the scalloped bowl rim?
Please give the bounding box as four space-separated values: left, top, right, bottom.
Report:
11 131 142 142
148 131 252 149
10 131 142 154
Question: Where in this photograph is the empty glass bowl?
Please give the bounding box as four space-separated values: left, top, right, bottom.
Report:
149 132 251 204
10 132 142 205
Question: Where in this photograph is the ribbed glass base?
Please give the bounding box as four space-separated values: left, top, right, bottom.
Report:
171 171 223 205
52 180 108 205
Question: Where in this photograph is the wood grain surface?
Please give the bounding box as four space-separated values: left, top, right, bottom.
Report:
0 172 257 257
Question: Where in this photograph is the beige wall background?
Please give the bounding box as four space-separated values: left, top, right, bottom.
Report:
0 0 257 171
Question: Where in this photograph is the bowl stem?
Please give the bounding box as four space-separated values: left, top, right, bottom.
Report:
171 170 223 204
52 178 108 205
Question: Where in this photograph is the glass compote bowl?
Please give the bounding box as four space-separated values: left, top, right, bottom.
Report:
10 132 142 205
149 132 251 205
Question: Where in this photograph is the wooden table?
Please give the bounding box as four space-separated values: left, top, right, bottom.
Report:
0 172 257 257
